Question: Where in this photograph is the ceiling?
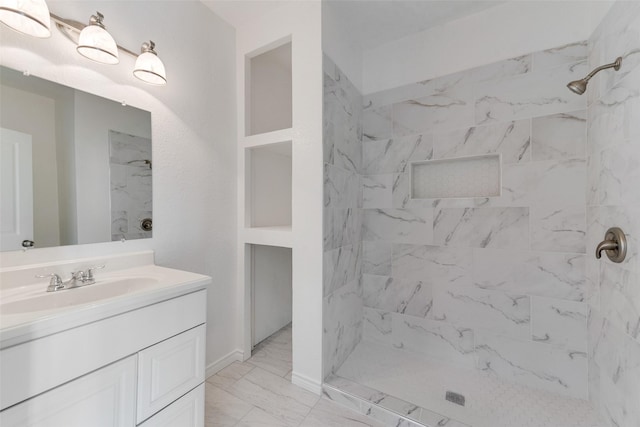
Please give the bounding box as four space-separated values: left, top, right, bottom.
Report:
203 0 504 50
324 0 504 49
202 1 291 28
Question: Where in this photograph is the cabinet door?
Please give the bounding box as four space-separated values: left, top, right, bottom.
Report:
0 356 136 427
139 384 204 427
137 325 205 423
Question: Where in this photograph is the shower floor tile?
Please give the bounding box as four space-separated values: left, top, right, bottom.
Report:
334 340 605 427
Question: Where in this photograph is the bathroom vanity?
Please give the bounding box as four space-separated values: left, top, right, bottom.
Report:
0 251 210 426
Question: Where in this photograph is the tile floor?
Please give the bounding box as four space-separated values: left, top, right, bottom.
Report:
204 324 384 427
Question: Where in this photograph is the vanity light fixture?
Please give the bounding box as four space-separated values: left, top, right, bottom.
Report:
0 0 51 38
133 41 167 85
76 12 119 64
1 3 168 86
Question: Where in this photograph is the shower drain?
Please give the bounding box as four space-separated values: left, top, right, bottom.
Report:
445 391 466 406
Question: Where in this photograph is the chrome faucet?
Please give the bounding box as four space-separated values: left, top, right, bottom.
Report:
36 265 105 292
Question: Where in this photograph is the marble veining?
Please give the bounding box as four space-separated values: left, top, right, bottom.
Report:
431 285 531 340
531 110 586 161
109 131 152 242
363 134 433 174
531 41 588 71
362 241 393 276
363 208 433 244
531 296 588 352
434 207 529 249
363 307 393 346
323 55 364 380
392 314 476 368
433 119 531 164
363 274 433 318
530 205 586 254
475 332 588 399
475 60 588 125
393 86 474 136
473 249 586 301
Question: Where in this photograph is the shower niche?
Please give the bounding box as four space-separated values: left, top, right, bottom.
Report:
411 154 501 199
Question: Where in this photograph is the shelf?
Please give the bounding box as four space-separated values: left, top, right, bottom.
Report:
246 141 292 228
242 226 293 248
246 41 292 136
243 128 293 149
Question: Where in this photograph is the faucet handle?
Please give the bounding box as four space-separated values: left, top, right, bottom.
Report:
35 273 62 283
36 273 64 291
86 264 105 280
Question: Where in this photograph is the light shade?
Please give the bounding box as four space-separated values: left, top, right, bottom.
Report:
76 12 118 64
0 0 51 38
133 41 166 86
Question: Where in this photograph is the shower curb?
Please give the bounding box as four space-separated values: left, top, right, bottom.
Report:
322 378 471 427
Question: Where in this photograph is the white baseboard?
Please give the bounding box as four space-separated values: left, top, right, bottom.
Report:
205 349 244 379
291 372 322 395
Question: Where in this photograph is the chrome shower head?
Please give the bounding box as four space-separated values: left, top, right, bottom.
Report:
567 78 588 95
567 57 622 95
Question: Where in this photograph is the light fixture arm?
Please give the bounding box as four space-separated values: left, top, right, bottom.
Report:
582 57 622 83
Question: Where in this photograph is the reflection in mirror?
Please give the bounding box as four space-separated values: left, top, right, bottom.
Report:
0 66 152 251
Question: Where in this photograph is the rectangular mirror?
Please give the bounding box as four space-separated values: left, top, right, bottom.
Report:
0 66 152 251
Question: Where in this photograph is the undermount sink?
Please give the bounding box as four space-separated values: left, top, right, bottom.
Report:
1 277 160 315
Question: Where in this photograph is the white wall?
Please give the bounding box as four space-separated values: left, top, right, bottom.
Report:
73 91 151 244
322 2 363 93
0 1 238 372
0 85 61 248
55 88 76 246
363 1 613 94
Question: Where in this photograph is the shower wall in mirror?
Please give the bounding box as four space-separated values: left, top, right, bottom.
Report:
109 130 152 242
0 66 152 251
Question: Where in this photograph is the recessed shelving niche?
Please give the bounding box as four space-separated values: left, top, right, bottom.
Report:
245 41 292 136
411 154 501 199
246 141 292 229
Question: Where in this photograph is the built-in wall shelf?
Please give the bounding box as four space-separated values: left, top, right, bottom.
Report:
246 41 292 136
242 226 293 248
246 141 292 229
243 128 293 149
236 9 323 391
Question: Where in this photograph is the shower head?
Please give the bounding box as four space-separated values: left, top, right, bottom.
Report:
567 57 622 95
567 78 588 95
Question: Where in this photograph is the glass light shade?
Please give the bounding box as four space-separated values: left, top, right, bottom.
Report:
0 0 51 38
77 23 119 64
134 51 166 85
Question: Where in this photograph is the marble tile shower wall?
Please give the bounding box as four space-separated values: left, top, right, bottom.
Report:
361 42 592 399
109 130 152 241
323 55 365 376
586 3 640 427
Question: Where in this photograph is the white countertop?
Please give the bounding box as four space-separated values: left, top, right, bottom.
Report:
0 264 211 349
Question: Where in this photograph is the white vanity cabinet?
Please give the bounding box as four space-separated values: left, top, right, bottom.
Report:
0 288 207 427
0 356 138 427
137 325 205 424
